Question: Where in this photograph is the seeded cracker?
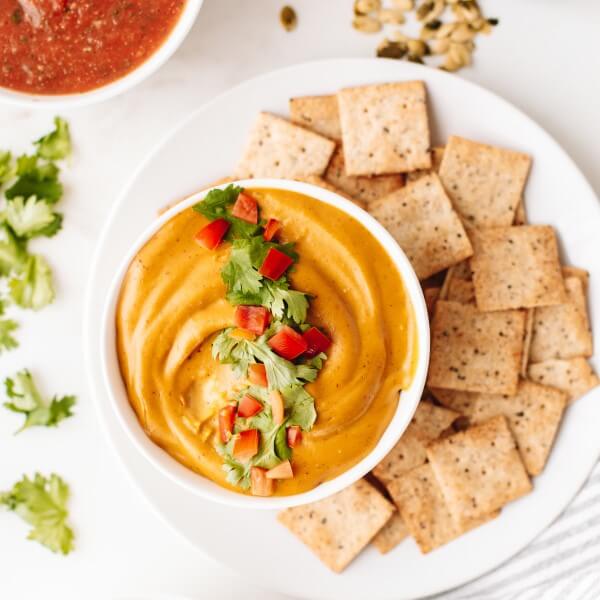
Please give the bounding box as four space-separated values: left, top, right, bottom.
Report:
324 146 405 205
446 277 475 304
289 95 342 141
426 416 532 527
470 225 567 311
411 401 460 439
528 358 600 404
438 136 531 227
469 381 567 476
387 463 498 553
278 479 394 573
562 266 590 294
529 277 593 362
406 145 445 183
369 173 473 280
424 286 441 317
296 174 367 210
234 112 335 179
337 81 431 175
372 512 409 554
429 388 479 417
427 301 526 395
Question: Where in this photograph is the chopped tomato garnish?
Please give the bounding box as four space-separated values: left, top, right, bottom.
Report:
287 425 302 447
302 327 332 358
233 429 260 462
237 394 262 418
218 405 236 443
195 218 230 250
268 325 308 360
230 328 256 341
250 466 275 497
263 218 281 242
231 192 258 224
258 248 294 281
234 305 271 335
266 460 294 480
268 390 285 425
248 363 268 387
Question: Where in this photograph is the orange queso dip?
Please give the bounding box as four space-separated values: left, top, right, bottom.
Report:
116 187 417 496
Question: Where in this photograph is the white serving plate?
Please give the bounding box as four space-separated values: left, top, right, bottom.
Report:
83 58 600 600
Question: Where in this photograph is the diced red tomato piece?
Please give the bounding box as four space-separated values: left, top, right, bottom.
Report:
230 328 256 341
258 248 294 280
195 218 230 250
302 327 332 358
234 305 271 335
263 218 281 242
231 192 258 224
218 405 236 443
266 460 294 480
287 425 302 447
233 429 260 462
248 363 268 387
237 394 262 418
268 390 285 425
250 467 275 496
268 325 308 360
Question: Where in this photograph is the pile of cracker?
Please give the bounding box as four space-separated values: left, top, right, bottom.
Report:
231 81 599 573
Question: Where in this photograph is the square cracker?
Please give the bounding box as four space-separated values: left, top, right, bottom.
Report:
429 388 479 417
337 81 431 176
372 424 430 488
438 136 531 227
447 277 476 304
372 512 409 554
278 479 394 573
470 225 567 311
424 286 441 317
426 415 532 526
427 301 526 395
387 464 497 553
235 112 335 179
411 401 460 439
324 146 405 206
528 358 600 403
295 174 367 210
368 173 473 280
529 277 592 362
562 266 589 294
289 94 342 141
469 380 567 476
407 146 445 183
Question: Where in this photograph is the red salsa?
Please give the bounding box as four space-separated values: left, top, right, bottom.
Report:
0 0 186 94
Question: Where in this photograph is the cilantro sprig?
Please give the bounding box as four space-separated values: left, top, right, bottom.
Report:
3 369 76 433
0 117 72 349
0 473 74 555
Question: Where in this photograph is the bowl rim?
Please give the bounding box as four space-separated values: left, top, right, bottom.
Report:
0 0 204 109
99 178 430 510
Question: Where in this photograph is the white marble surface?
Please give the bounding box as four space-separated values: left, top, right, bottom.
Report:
0 1 599 599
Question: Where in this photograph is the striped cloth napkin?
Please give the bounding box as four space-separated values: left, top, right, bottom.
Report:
439 461 600 600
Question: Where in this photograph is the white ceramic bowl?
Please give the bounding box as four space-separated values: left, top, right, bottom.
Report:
0 0 204 109
100 179 430 509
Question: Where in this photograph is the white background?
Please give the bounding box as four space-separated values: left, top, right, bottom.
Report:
1 1 599 599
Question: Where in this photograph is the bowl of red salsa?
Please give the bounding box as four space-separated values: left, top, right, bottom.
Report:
0 0 203 106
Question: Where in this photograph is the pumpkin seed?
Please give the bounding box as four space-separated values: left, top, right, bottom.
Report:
376 39 408 59
354 0 382 15
407 39 428 58
430 38 450 54
436 22 456 38
280 5 297 31
451 23 475 42
353 14 383 33
392 0 414 10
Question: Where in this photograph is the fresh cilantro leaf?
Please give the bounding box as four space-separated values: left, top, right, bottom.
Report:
4 369 76 432
6 155 63 204
0 318 18 353
306 352 327 370
34 117 72 161
4 196 62 239
0 473 74 555
274 424 292 460
0 224 27 276
212 328 318 390
10 254 55 310
264 279 309 324
221 240 263 295
193 185 261 239
0 151 16 186
282 385 317 430
4 370 75 432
